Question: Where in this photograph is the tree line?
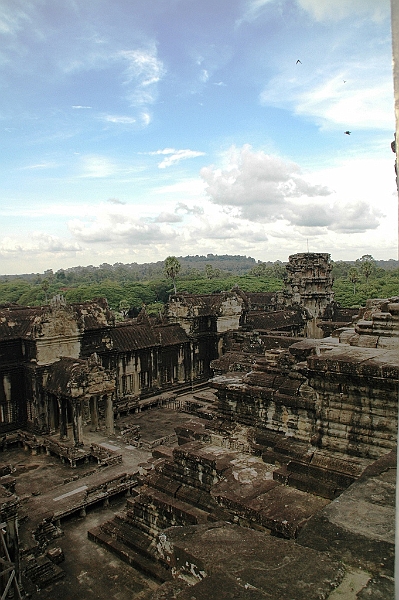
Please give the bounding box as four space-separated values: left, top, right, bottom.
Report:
0 254 397 314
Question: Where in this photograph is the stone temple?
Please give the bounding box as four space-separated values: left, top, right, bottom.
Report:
0 253 397 599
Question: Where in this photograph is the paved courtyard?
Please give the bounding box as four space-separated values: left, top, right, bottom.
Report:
3 391 212 599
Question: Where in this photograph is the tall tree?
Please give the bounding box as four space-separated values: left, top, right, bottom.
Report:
357 255 375 292
348 267 360 295
164 256 181 294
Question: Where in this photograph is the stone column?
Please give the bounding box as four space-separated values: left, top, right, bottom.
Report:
90 396 99 431
177 346 185 383
48 394 56 433
133 372 140 395
105 395 114 435
59 397 68 440
71 401 84 447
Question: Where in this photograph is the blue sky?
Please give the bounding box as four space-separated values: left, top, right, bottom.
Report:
0 0 396 274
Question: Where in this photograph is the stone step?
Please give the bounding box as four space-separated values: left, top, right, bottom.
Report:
287 459 356 489
127 486 211 529
287 471 342 500
160 462 213 491
146 472 182 497
23 554 65 590
100 515 157 559
175 483 219 512
88 526 172 583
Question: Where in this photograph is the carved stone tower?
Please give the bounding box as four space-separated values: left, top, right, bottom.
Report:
284 253 334 338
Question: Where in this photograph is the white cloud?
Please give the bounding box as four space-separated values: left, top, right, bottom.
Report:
0 4 30 36
149 148 206 169
20 162 58 170
201 145 331 222
154 212 183 223
68 204 177 245
103 115 136 124
236 0 275 26
107 197 125 205
119 46 165 106
286 200 382 233
0 232 81 256
297 0 390 22
140 112 151 126
175 203 204 216
72 105 92 109
80 155 116 178
260 64 394 131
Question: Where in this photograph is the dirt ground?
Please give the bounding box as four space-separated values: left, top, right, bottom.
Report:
2 393 210 599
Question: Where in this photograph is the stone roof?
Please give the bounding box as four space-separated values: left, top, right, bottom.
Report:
210 351 255 373
110 323 159 351
246 309 304 331
0 305 44 340
244 292 278 309
0 298 114 342
168 292 242 316
44 355 115 397
153 323 189 346
45 357 91 397
110 321 189 351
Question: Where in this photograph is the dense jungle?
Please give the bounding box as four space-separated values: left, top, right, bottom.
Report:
0 254 397 315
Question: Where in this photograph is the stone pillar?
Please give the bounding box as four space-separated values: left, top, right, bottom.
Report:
105 395 114 435
48 394 56 432
190 341 195 388
59 398 68 440
133 372 140 395
71 401 84 447
90 396 99 431
177 346 185 383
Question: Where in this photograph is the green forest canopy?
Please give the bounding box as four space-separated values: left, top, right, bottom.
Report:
0 255 397 313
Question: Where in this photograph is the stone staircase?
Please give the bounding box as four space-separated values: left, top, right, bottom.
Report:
22 553 65 591
254 429 369 499
88 442 232 581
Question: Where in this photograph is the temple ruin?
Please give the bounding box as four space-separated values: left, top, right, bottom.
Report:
0 253 397 599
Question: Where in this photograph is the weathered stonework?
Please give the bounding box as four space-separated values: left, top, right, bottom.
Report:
284 253 334 338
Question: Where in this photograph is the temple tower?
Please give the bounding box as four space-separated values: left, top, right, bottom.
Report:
284 253 334 338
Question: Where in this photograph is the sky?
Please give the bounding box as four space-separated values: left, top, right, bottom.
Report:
0 0 397 275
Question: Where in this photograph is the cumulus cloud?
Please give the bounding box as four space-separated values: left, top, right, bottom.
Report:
287 200 382 233
0 232 81 256
297 0 390 22
153 212 183 223
175 202 204 216
68 209 176 245
200 145 384 235
149 148 206 168
201 145 331 222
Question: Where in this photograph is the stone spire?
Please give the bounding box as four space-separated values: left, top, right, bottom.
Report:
284 253 334 338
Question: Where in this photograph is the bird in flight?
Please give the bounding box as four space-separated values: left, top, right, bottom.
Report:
296 59 302 64
343 80 347 83
344 131 351 135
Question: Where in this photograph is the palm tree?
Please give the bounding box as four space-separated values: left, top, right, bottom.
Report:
357 255 375 293
348 268 360 295
164 256 181 294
